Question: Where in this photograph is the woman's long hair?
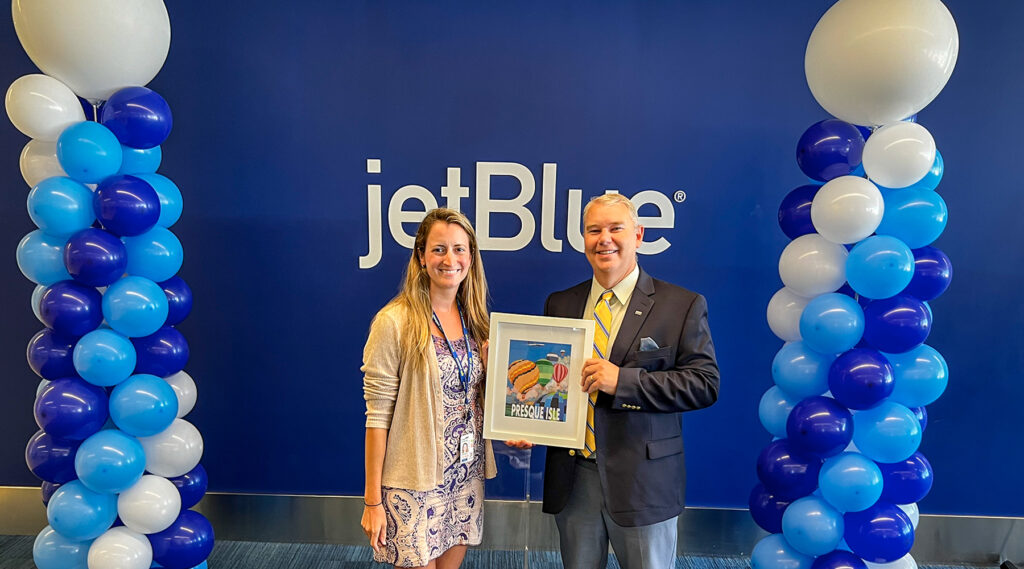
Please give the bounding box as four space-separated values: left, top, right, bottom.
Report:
379 208 489 375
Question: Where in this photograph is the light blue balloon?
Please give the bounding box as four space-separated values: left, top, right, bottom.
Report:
134 173 182 227
907 150 943 191
118 145 163 175
46 480 117 541
771 342 835 399
750 533 813 569
759 385 798 438
818 452 883 513
73 328 137 387
799 293 864 355
876 188 948 249
102 275 169 337
111 374 179 436
33 525 92 569
885 345 948 407
846 236 914 300
74 429 146 494
852 401 922 463
17 230 71 285
123 226 183 282
56 121 123 184
27 177 96 237
782 496 845 556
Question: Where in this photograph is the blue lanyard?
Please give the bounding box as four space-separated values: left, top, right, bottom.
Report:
431 301 472 410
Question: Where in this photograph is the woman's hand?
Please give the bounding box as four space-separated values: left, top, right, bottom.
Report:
361 503 387 553
504 440 534 449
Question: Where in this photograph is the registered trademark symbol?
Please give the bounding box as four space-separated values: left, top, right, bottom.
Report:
673 190 687 203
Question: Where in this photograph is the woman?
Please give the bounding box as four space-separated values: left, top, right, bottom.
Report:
361 208 496 569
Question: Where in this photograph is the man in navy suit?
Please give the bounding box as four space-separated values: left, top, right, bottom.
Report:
543 193 720 569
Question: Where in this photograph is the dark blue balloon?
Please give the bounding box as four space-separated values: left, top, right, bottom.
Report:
25 430 81 483
855 124 873 141
756 439 823 499
811 550 868 569
133 326 190 377
910 406 928 431
786 396 853 458
903 246 952 301
39 281 103 338
149 509 214 569
93 175 161 237
828 349 895 410
778 184 820 239
749 483 791 534
878 452 933 504
64 228 128 287
34 377 109 441
41 481 61 506
796 119 866 181
27 329 78 379
863 295 931 353
99 86 173 149
160 277 193 326
844 502 914 563
169 464 208 509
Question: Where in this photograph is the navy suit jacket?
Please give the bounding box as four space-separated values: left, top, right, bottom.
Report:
541 268 720 527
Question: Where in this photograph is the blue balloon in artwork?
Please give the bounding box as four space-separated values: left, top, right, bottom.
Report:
63 227 128 287
110 374 178 437
161 276 193 326
46 479 118 541
74 429 146 494
772 342 835 399
844 502 914 563
17 230 71 286
27 328 78 379
852 401 922 463
846 236 914 300
876 188 948 249
103 275 169 337
787 396 853 458
779 184 820 239
818 452 883 513
33 525 93 569
811 550 868 569
902 246 952 301
169 464 209 509
751 533 813 569
885 345 948 407
56 121 123 184
799 293 864 355
133 326 190 377
27 177 96 237
25 430 81 483
796 119 865 182
863 295 931 353
906 150 943 192
123 226 184 282
782 495 845 556
39 280 103 338
134 174 183 228
73 328 137 387
827 349 894 410
878 452 934 504
149 510 215 569
759 385 798 438
757 439 823 499
118 144 163 175
100 86 173 149
34 377 109 441
93 175 161 237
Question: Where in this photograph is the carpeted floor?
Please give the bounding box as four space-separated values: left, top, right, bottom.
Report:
0 535 994 568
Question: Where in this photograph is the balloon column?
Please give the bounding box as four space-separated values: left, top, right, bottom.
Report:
6 2 214 568
753 2 956 568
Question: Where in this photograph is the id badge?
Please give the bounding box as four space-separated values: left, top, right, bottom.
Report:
460 432 475 465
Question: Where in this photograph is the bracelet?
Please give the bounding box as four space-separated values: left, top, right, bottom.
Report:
364 498 383 507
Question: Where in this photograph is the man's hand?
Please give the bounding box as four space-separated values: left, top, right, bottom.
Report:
505 440 534 449
581 358 620 395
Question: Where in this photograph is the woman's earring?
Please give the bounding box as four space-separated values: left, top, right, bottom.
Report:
421 264 426 269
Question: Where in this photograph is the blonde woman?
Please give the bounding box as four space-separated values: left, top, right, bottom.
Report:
361 208 496 569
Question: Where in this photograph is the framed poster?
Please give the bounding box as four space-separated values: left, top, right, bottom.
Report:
483 312 594 448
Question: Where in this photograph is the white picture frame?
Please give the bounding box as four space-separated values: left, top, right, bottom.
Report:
483 312 594 448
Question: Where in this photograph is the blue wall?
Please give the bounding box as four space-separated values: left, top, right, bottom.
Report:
1 1 1021 517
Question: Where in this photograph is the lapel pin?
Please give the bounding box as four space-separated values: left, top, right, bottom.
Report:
634 310 642 316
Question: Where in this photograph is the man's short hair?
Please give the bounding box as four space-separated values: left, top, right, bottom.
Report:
582 193 640 228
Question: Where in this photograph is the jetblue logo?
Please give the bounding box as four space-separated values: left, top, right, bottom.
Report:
359 159 684 269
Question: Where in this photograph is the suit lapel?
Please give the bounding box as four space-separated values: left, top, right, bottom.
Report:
609 269 655 365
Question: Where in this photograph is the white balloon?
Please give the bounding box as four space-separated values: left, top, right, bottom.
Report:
117 475 181 534
87 527 152 569
778 234 849 298
897 502 920 529
138 418 203 477
811 176 884 244
805 0 958 126
12 0 170 102
863 122 937 189
164 371 197 418
5 74 85 141
866 553 918 569
766 287 810 342
20 139 68 187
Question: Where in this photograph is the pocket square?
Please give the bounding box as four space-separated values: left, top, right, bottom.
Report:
639 337 660 351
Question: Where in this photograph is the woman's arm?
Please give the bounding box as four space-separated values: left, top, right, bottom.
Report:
361 427 389 552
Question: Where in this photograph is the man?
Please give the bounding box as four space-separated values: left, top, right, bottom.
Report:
544 193 720 569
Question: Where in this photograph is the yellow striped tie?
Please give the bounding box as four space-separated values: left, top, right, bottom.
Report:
583 290 614 458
